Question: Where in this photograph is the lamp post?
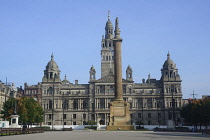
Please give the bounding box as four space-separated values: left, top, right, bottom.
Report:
141 99 144 123
157 98 162 127
48 87 54 130
62 92 68 130
4 78 8 121
172 92 175 127
171 85 175 128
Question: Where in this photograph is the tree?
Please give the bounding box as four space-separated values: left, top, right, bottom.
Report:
135 120 144 126
87 120 97 125
180 98 210 129
1 97 16 120
2 97 44 124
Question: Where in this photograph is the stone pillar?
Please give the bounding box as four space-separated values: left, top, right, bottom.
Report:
114 40 123 101
105 114 107 125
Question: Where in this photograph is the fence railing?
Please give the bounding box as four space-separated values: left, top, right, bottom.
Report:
0 128 44 136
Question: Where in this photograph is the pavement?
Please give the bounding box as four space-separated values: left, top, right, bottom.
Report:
1 131 210 140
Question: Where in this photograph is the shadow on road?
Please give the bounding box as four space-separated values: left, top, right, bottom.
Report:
145 131 210 139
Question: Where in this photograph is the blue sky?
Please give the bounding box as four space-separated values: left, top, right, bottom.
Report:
0 0 210 99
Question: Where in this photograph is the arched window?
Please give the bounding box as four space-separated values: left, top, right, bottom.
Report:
49 100 52 109
99 99 105 109
73 100 78 110
83 100 87 110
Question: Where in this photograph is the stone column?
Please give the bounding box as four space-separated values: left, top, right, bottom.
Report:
114 39 123 101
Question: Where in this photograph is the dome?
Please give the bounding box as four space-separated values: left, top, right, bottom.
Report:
62 75 70 84
163 53 176 69
46 54 59 70
105 19 113 30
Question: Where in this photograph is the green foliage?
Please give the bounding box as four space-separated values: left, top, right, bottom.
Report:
1 97 16 120
180 98 210 127
2 97 44 124
84 126 97 130
87 120 97 125
135 120 144 126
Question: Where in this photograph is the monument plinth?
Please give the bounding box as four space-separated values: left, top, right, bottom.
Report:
106 17 134 130
10 115 21 128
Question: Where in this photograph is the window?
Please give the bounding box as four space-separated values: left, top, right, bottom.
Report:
147 98 152 108
83 121 87 125
148 113 151 119
64 122 66 125
73 114 76 119
157 102 160 108
73 122 76 125
48 122 51 125
91 114 95 120
83 114 86 119
99 99 105 109
99 86 105 94
110 86 114 93
73 100 78 110
138 113 141 118
48 114 52 119
158 113 161 119
137 98 143 109
123 85 126 93
83 100 87 109
63 114 66 119
129 88 132 94
130 102 132 109
49 100 52 109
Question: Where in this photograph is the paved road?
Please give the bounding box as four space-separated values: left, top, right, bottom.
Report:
1 131 210 140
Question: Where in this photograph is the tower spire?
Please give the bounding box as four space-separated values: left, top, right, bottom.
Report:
114 17 121 39
108 11 110 20
51 53 54 60
167 51 170 60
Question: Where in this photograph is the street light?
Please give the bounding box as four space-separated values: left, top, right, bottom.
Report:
62 92 68 130
83 99 88 125
48 86 54 130
171 85 176 128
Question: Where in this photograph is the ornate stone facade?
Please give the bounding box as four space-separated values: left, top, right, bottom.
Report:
24 14 182 126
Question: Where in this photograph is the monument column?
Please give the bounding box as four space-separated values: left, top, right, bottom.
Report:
106 17 133 130
114 39 123 101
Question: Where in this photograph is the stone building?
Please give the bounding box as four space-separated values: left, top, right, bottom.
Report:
0 81 8 120
0 81 21 120
24 14 182 126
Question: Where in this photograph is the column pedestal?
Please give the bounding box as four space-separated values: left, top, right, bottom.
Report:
106 100 134 130
10 115 21 128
